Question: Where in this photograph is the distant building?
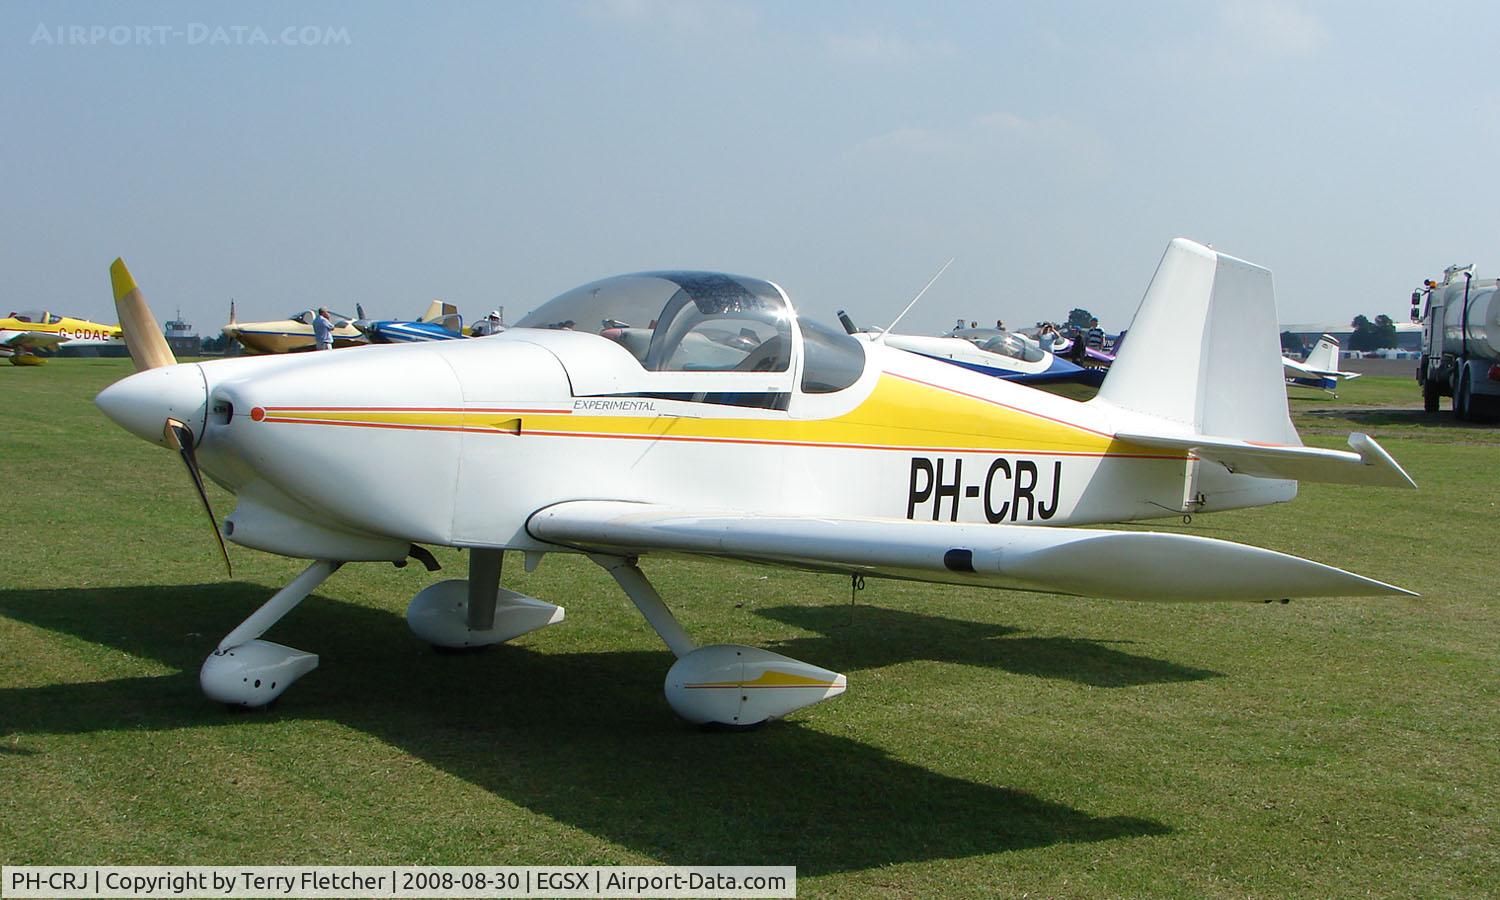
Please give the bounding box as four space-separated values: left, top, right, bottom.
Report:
165 308 201 356
1281 322 1422 353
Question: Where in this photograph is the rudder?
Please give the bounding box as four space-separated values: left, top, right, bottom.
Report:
1305 334 1340 373
1092 238 1297 446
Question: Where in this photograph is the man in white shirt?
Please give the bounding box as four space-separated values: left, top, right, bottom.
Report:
312 307 335 351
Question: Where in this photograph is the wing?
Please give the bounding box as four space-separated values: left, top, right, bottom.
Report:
1117 430 1415 489
2 331 67 350
526 501 1413 602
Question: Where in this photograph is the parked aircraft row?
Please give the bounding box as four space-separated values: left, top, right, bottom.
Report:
221 300 476 353
219 296 1113 389
2 294 1357 401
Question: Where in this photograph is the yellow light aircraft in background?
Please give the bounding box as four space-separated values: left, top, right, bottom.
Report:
1 310 123 365
220 300 365 354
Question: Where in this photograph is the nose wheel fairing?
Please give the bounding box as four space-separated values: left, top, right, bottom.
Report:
201 641 318 706
200 560 340 708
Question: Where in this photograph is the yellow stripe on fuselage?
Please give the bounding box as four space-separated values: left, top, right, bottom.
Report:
522 375 1165 458
256 374 1179 459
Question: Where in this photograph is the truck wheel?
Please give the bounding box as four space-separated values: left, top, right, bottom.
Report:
1456 371 1472 421
1423 378 1440 413
1472 393 1499 424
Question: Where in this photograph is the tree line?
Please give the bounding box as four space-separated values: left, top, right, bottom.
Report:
1280 314 1399 354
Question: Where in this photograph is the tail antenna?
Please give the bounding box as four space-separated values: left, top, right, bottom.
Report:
876 258 954 344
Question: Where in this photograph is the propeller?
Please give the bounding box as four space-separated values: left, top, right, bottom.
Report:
164 417 233 575
109 258 231 574
349 302 381 341
110 258 176 371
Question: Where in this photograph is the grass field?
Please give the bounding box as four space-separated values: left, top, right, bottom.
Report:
2 359 1495 897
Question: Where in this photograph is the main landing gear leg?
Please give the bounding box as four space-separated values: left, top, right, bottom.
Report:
589 554 846 727
405 549 564 649
200 559 340 707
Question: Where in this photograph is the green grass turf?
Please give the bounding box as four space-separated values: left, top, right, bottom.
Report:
1 360 1495 897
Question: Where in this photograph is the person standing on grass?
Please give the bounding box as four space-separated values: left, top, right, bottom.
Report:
313 307 335 351
1084 317 1106 352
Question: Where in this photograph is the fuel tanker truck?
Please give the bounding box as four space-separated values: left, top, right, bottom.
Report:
1412 263 1500 421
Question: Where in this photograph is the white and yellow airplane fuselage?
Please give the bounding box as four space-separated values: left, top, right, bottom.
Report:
1 312 123 364
194 339 1196 542
96 243 1416 725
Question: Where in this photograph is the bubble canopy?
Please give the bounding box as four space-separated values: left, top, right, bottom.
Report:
518 271 865 399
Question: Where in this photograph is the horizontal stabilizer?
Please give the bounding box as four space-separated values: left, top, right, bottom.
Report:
1117 431 1416 489
528 501 1414 602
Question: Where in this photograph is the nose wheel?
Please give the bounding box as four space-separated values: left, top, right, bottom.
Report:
200 560 340 707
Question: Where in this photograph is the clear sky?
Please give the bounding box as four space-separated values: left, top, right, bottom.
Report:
4 1 1498 335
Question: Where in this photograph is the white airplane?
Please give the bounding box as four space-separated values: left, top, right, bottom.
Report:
96 239 1416 728
1283 334 1361 395
839 314 1099 386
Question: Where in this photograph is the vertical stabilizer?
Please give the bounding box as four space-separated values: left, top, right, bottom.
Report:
1092 239 1297 446
418 300 457 324
1305 334 1340 373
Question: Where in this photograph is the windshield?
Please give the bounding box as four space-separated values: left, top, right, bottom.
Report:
289 310 353 324
519 272 793 374
979 333 1044 363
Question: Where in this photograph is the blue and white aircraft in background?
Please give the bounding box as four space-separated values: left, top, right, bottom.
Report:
839 312 1101 386
1283 334 1361 395
354 301 465 344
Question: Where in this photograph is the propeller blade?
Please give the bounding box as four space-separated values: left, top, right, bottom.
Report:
163 418 232 575
110 259 176 372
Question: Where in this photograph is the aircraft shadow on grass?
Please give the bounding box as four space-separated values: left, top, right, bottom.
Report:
0 583 1175 874
756 604 1219 687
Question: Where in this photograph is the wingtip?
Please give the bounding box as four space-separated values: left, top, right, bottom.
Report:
1349 432 1418 489
110 258 137 302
